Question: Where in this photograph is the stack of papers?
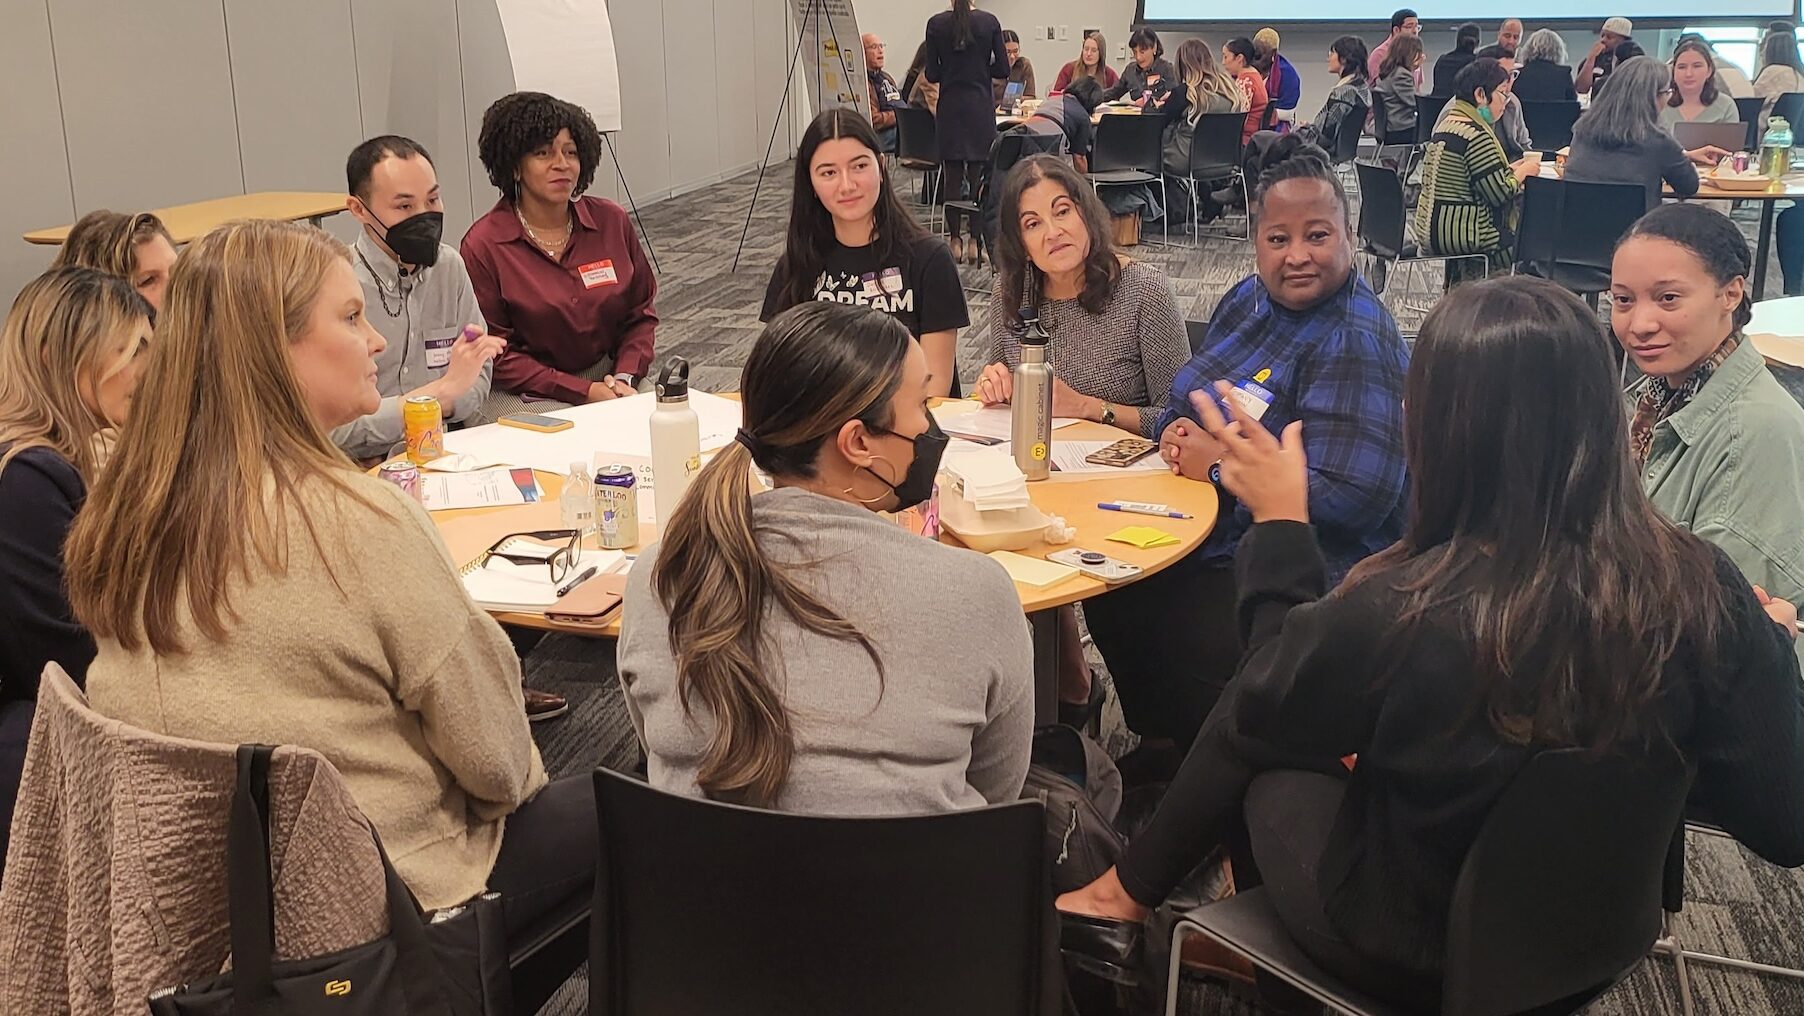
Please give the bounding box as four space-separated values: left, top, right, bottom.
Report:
461 543 625 612
937 403 1083 445
941 444 1031 512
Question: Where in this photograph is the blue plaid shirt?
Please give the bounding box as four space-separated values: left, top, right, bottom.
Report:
1159 271 1409 583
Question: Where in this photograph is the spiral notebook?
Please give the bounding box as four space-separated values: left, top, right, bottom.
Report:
458 539 623 612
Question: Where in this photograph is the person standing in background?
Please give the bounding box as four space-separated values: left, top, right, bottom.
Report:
1053 32 1119 95
924 0 1009 206
864 34 909 153
1575 17 1634 95
1368 9 1422 86
462 91 658 418
1373 34 1425 144
1434 24 1482 97
1496 18 1523 55
994 29 1038 103
1254 29 1301 127
1513 28 1578 102
334 136 505 462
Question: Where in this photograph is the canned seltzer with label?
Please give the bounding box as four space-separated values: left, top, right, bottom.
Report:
593 464 640 549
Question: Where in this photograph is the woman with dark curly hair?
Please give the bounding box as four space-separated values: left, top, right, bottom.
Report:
461 91 658 417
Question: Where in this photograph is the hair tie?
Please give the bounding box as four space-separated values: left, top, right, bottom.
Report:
734 428 765 458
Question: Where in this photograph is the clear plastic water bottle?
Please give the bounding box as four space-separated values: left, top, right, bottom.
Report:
561 461 594 533
1761 117 1793 179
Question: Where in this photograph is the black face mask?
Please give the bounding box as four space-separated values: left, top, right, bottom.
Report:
367 209 444 267
864 413 949 509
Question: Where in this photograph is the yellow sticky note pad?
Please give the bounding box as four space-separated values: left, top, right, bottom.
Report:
987 551 1080 588
1106 526 1180 549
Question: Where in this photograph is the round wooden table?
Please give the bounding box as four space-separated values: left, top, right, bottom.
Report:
433 417 1217 633
424 415 1219 725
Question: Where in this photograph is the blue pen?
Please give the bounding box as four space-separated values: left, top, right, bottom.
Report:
1098 501 1192 520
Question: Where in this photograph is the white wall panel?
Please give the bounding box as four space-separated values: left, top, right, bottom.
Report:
50 0 243 211
662 0 721 192
225 0 364 197
609 0 672 202
712 0 759 173
1 0 75 298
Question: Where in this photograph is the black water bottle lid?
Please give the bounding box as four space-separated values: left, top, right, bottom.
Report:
657 357 690 402
1019 306 1049 344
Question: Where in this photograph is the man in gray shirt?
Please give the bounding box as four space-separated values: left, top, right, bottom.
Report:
334 135 506 461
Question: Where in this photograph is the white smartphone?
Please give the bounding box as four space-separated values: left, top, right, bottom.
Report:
1046 548 1143 584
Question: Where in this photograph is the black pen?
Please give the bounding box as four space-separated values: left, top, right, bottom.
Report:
557 566 599 597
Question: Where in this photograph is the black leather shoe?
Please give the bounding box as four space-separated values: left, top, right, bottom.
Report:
1060 912 1143 983
1057 675 1107 733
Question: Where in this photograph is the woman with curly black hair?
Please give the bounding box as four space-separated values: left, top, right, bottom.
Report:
461 91 658 417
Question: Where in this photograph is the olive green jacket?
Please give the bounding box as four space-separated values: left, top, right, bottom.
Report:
1637 338 1804 663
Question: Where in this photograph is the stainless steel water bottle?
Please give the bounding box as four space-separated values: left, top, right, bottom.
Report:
1012 308 1053 481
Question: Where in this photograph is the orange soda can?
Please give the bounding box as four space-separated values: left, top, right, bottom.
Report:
403 395 444 463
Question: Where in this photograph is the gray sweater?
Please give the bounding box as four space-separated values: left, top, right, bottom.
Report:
1563 128 1700 211
618 486 1035 814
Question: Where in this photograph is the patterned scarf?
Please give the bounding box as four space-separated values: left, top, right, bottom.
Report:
1628 335 1740 467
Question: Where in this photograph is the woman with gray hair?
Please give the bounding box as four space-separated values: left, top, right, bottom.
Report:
1563 56 1730 209
1512 28 1577 102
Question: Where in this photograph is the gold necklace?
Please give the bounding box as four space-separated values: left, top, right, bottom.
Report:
516 205 571 256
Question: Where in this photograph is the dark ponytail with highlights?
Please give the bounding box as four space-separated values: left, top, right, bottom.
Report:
952 0 974 49
1618 202 1753 332
650 302 912 807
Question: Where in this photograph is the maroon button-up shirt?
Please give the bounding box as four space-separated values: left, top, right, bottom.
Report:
460 196 659 404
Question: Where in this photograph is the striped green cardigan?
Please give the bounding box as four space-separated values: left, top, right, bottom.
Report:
1413 100 1519 264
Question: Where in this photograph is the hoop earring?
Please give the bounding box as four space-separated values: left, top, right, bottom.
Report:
844 456 896 506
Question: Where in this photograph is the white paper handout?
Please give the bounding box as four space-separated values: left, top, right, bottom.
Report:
936 403 1084 444
442 391 743 476
420 467 543 511
1043 441 1169 475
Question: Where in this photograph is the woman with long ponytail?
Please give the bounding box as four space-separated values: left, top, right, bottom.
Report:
925 0 1009 214
619 302 1033 812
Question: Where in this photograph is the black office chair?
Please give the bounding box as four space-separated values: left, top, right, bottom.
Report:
1735 97 1765 149
895 107 943 230
1672 120 1752 157
1163 748 1690 1016
1514 177 1646 307
1087 113 1170 245
589 769 1056 1016
1181 112 1249 242
1415 94 1452 143
1185 319 1211 353
1771 92 1804 137
1654 822 1804 1016
1354 160 1487 311
1520 99 1581 151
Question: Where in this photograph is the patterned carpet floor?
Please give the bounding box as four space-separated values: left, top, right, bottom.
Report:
517 159 1804 1014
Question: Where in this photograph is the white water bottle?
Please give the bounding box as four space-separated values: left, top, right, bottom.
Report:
650 357 701 524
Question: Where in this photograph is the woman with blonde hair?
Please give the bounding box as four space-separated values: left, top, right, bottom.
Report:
49 210 178 312
65 219 591 1009
1158 38 1247 179
0 266 152 877
619 301 1034 812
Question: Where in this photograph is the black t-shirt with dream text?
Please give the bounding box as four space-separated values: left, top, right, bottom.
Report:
760 233 970 339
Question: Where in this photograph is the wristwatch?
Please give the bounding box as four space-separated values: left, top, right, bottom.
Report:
1098 402 1116 428
615 374 636 389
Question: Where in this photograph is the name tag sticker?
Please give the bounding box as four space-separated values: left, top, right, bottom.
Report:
423 328 461 369
579 260 618 289
1226 379 1274 422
